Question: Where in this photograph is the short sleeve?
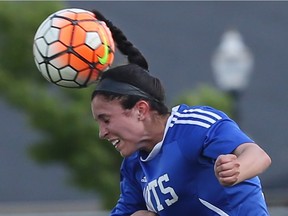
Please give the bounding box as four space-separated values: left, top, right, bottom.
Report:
203 119 254 159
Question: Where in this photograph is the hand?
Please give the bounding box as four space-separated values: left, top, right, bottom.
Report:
131 210 158 216
214 154 240 186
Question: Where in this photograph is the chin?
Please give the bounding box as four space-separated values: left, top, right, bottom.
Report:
119 150 134 158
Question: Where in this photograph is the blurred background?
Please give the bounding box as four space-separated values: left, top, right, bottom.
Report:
0 1 288 215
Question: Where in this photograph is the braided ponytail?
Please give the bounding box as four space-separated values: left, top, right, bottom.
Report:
92 10 148 70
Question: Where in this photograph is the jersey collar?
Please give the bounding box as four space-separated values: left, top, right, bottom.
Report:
140 105 180 162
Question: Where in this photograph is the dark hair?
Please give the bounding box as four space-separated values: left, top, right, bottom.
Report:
91 10 169 115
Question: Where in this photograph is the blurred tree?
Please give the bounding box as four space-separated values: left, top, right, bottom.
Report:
0 1 122 209
174 84 234 118
0 1 234 210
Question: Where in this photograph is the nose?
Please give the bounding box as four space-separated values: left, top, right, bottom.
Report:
98 124 109 139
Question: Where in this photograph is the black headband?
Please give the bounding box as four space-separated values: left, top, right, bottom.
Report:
94 79 160 103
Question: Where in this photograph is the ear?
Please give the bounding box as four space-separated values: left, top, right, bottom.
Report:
134 100 150 120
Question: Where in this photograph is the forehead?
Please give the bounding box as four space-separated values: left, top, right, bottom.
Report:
91 94 123 118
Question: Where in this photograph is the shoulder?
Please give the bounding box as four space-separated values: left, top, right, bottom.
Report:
169 104 229 129
174 104 229 117
166 104 234 151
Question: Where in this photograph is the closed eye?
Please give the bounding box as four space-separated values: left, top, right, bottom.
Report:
97 114 110 124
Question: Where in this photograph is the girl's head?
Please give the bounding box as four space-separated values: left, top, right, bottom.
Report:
92 63 168 115
91 10 169 157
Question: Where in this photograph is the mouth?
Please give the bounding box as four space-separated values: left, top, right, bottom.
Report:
109 139 120 149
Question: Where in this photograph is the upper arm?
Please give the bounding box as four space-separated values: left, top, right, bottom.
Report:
233 142 272 169
232 142 255 156
230 142 271 184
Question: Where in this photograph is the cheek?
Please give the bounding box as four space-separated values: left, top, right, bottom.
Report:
115 118 143 137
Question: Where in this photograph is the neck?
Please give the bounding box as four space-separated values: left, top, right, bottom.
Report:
140 113 171 152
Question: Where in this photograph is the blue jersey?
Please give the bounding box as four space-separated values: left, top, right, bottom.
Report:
111 105 269 216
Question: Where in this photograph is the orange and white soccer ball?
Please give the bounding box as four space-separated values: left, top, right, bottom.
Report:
33 8 115 88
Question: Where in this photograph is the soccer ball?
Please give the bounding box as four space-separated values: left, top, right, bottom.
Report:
33 8 115 88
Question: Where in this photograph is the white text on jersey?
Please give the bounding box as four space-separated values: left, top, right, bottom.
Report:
143 173 179 212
